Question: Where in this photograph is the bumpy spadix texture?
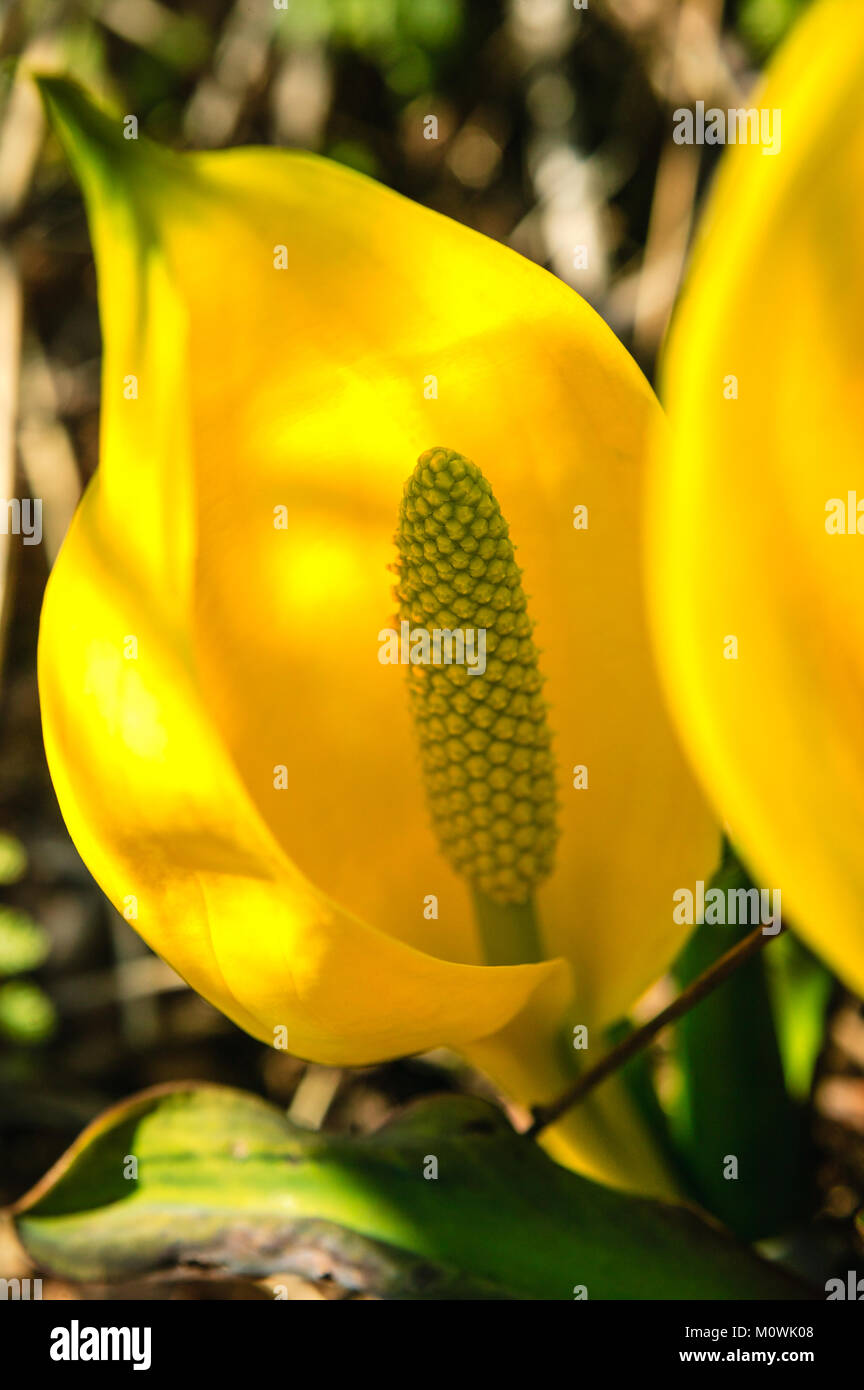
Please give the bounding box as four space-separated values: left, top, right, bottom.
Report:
394 448 557 904
35 78 716 1195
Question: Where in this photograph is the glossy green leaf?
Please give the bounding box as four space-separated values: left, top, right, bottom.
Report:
669 850 808 1241
764 931 834 1102
11 1084 810 1299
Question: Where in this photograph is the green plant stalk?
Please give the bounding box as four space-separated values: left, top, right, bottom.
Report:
471 888 544 965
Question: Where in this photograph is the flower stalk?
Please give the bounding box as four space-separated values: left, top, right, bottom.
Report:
527 921 786 1138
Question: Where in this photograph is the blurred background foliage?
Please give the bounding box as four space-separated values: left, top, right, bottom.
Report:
1 0 863 1299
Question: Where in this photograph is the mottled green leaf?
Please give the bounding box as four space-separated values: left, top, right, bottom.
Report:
11 1084 810 1300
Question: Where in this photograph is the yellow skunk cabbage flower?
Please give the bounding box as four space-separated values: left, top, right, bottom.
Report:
649 0 864 995
36 78 715 1191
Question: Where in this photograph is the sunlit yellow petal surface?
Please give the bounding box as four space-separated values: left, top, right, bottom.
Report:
42 466 571 1064
37 79 569 1065
650 0 864 993
176 154 715 1025
36 78 713 1185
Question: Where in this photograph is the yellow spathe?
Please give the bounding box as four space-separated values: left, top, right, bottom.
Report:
36 78 715 1189
650 0 864 994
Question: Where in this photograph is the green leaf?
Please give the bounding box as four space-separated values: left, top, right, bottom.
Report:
0 979 57 1043
0 907 50 976
0 834 27 886
10 1084 810 1299
669 851 808 1241
764 931 833 1102
737 0 813 56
